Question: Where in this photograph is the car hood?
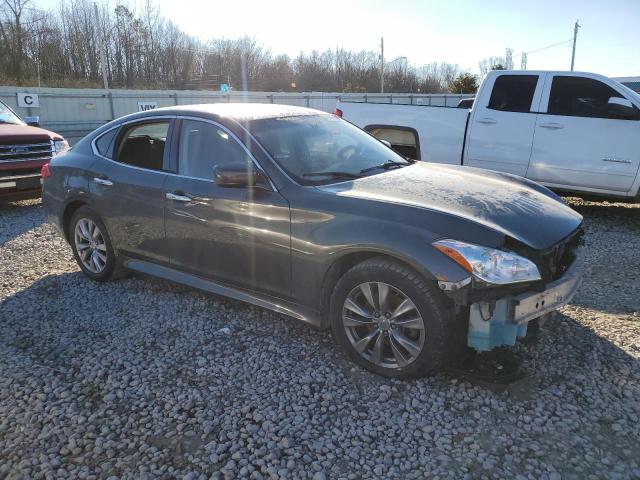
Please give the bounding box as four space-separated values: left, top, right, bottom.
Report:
318 162 583 251
0 123 62 142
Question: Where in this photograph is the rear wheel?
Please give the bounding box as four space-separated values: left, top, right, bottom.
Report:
69 206 126 281
330 257 457 378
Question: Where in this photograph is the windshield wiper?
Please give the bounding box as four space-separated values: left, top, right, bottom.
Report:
302 171 361 180
359 160 409 174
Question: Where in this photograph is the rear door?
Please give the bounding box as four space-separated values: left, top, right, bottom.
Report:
164 118 291 298
527 74 640 194
464 73 544 176
89 117 174 263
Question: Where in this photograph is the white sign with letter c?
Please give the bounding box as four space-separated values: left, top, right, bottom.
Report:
17 93 40 108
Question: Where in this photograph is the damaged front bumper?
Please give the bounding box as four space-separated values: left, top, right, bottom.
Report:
463 248 585 351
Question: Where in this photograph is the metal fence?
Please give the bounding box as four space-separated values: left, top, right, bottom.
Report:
0 86 473 144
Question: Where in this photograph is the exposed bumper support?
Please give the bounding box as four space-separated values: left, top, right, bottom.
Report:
467 248 585 351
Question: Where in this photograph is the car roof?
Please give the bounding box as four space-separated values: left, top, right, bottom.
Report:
137 103 326 122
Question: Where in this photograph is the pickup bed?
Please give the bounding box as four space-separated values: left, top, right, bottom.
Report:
337 70 640 202
0 99 69 203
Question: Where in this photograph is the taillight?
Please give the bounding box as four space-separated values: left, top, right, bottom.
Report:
41 163 51 179
335 108 343 118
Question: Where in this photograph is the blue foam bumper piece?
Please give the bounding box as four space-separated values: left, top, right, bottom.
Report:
468 321 528 352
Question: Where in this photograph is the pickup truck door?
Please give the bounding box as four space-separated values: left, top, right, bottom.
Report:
464 73 544 176
527 74 640 194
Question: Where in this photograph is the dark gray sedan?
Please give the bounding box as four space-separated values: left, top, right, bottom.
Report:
43 104 584 378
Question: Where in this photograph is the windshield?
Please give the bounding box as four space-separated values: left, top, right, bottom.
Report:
0 101 23 125
249 114 411 185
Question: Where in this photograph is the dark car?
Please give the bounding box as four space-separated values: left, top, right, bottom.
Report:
43 104 584 378
0 99 69 203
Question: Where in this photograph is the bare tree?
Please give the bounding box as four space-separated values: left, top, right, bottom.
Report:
0 0 475 92
478 56 506 76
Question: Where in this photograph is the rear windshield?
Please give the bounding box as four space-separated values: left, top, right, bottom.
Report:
249 114 411 185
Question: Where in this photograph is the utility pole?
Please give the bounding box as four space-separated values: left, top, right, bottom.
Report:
521 52 528 70
380 37 384 93
570 20 580 71
94 2 109 89
505 48 513 70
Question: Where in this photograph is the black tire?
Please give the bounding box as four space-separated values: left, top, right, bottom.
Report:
329 257 458 378
68 206 127 282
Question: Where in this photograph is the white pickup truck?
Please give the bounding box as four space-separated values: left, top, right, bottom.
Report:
336 70 640 202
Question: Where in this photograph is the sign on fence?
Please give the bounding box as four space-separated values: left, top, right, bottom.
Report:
17 93 39 108
137 101 158 112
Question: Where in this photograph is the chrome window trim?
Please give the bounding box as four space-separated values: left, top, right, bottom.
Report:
90 114 277 192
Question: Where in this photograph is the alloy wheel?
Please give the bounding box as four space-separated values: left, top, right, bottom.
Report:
74 218 108 274
342 282 426 369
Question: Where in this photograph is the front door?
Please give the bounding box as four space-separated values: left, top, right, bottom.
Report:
164 118 291 298
527 74 640 194
90 119 174 263
464 73 543 176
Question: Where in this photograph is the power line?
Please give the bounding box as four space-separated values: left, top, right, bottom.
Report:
525 38 573 55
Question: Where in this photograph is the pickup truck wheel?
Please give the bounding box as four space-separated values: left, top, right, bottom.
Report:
69 207 126 282
330 257 453 378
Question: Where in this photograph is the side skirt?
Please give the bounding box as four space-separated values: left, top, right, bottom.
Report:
123 258 322 327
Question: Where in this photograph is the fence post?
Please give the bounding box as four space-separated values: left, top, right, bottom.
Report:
173 92 179 105
364 94 368 103
107 91 115 120
269 94 274 104
409 94 413 105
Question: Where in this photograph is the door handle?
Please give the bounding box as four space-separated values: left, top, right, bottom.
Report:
539 122 564 130
477 117 497 124
166 192 192 202
93 177 113 186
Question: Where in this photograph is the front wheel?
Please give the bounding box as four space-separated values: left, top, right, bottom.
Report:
330 257 457 378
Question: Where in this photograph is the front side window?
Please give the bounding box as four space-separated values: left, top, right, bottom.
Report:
249 114 411 185
116 121 169 171
0 100 23 125
178 120 253 180
488 75 538 113
548 76 632 119
366 126 420 160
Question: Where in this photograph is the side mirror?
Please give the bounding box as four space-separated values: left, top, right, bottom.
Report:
24 116 40 127
213 163 270 189
607 97 638 119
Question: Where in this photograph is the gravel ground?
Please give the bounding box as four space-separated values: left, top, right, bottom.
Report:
0 198 638 480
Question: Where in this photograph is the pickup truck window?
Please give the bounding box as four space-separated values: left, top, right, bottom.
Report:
366 126 420 160
488 75 538 113
249 114 411 185
548 76 634 119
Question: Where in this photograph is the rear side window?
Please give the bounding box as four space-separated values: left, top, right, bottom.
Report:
366 126 420 160
116 121 169 171
95 128 118 158
547 76 630 119
488 75 538 113
178 120 253 180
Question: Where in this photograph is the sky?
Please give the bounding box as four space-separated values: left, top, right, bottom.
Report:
36 0 640 77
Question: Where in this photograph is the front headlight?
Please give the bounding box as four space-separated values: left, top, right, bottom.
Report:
433 239 541 285
52 140 70 157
